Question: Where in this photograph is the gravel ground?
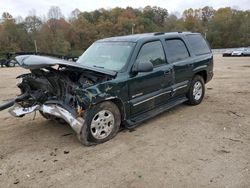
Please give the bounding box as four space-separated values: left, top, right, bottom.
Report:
0 54 250 188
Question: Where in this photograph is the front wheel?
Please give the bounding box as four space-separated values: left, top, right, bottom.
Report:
187 75 205 105
79 101 121 145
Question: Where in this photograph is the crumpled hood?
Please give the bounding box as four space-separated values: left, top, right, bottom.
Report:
15 55 116 76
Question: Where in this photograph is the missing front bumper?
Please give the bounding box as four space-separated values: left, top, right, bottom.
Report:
9 104 84 134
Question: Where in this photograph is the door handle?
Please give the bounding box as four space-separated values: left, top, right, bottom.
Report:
164 69 171 75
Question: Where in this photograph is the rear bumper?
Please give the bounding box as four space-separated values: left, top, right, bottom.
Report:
9 104 84 134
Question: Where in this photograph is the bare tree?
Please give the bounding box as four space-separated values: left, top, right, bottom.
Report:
25 15 42 33
47 6 63 20
2 12 14 20
70 8 81 20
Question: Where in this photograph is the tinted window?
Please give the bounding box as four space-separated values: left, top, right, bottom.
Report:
137 41 165 67
186 34 211 55
165 39 190 63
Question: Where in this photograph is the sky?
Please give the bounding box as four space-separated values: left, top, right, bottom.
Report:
1 0 250 18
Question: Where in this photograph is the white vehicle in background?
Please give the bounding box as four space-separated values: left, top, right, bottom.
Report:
222 49 233 57
231 48 249 56
242 48 250 56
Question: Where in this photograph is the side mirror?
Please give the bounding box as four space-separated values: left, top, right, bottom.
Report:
132 61 153 73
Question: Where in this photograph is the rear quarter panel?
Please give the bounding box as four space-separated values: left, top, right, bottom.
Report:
183 34 213 83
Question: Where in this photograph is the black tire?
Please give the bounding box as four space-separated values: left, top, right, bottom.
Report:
0 59 6 67
79 101 121 145
186 75 205 105
7 61 15 67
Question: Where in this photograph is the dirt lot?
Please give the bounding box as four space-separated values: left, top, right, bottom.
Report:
0 54 250 187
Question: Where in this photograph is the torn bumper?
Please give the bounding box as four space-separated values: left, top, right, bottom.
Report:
9 104 84 134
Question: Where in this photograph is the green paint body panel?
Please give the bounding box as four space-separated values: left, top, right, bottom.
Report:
75 32 213 127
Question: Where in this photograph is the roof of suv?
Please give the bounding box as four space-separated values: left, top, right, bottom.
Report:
97 32 195 43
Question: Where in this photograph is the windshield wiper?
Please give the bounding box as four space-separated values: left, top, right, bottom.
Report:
93 65 104 69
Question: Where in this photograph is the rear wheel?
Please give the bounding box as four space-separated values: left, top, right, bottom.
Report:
187 75 205 105
79 101 121 145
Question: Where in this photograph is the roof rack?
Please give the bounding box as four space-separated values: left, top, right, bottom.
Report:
154 32 165 36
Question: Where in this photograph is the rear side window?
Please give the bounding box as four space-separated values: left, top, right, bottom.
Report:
165 39 190 63
137 41 165 67
186 34 211 55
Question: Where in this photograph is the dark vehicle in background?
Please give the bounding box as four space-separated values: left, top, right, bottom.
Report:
0 32 213 146
0 53 18 67
0 59 17 67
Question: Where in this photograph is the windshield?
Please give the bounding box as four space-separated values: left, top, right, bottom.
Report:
77 42 135 71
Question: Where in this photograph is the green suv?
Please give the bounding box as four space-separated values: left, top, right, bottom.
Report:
0 32 213 146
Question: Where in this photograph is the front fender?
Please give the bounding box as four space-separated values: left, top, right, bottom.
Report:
74 82 128 119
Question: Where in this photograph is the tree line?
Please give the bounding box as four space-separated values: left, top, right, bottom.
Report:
0 6 249 56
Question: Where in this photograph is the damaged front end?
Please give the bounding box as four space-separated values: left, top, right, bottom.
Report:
0 55 115 138
9 103 85 134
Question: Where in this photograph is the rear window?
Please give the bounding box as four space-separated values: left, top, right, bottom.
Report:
165 39 190 63
186 34 211 55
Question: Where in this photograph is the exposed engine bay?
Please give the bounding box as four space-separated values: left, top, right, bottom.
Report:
16 66 113 119
16 66 112 116
0 55 115 137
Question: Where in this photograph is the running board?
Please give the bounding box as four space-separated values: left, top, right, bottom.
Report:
125 96 188 129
